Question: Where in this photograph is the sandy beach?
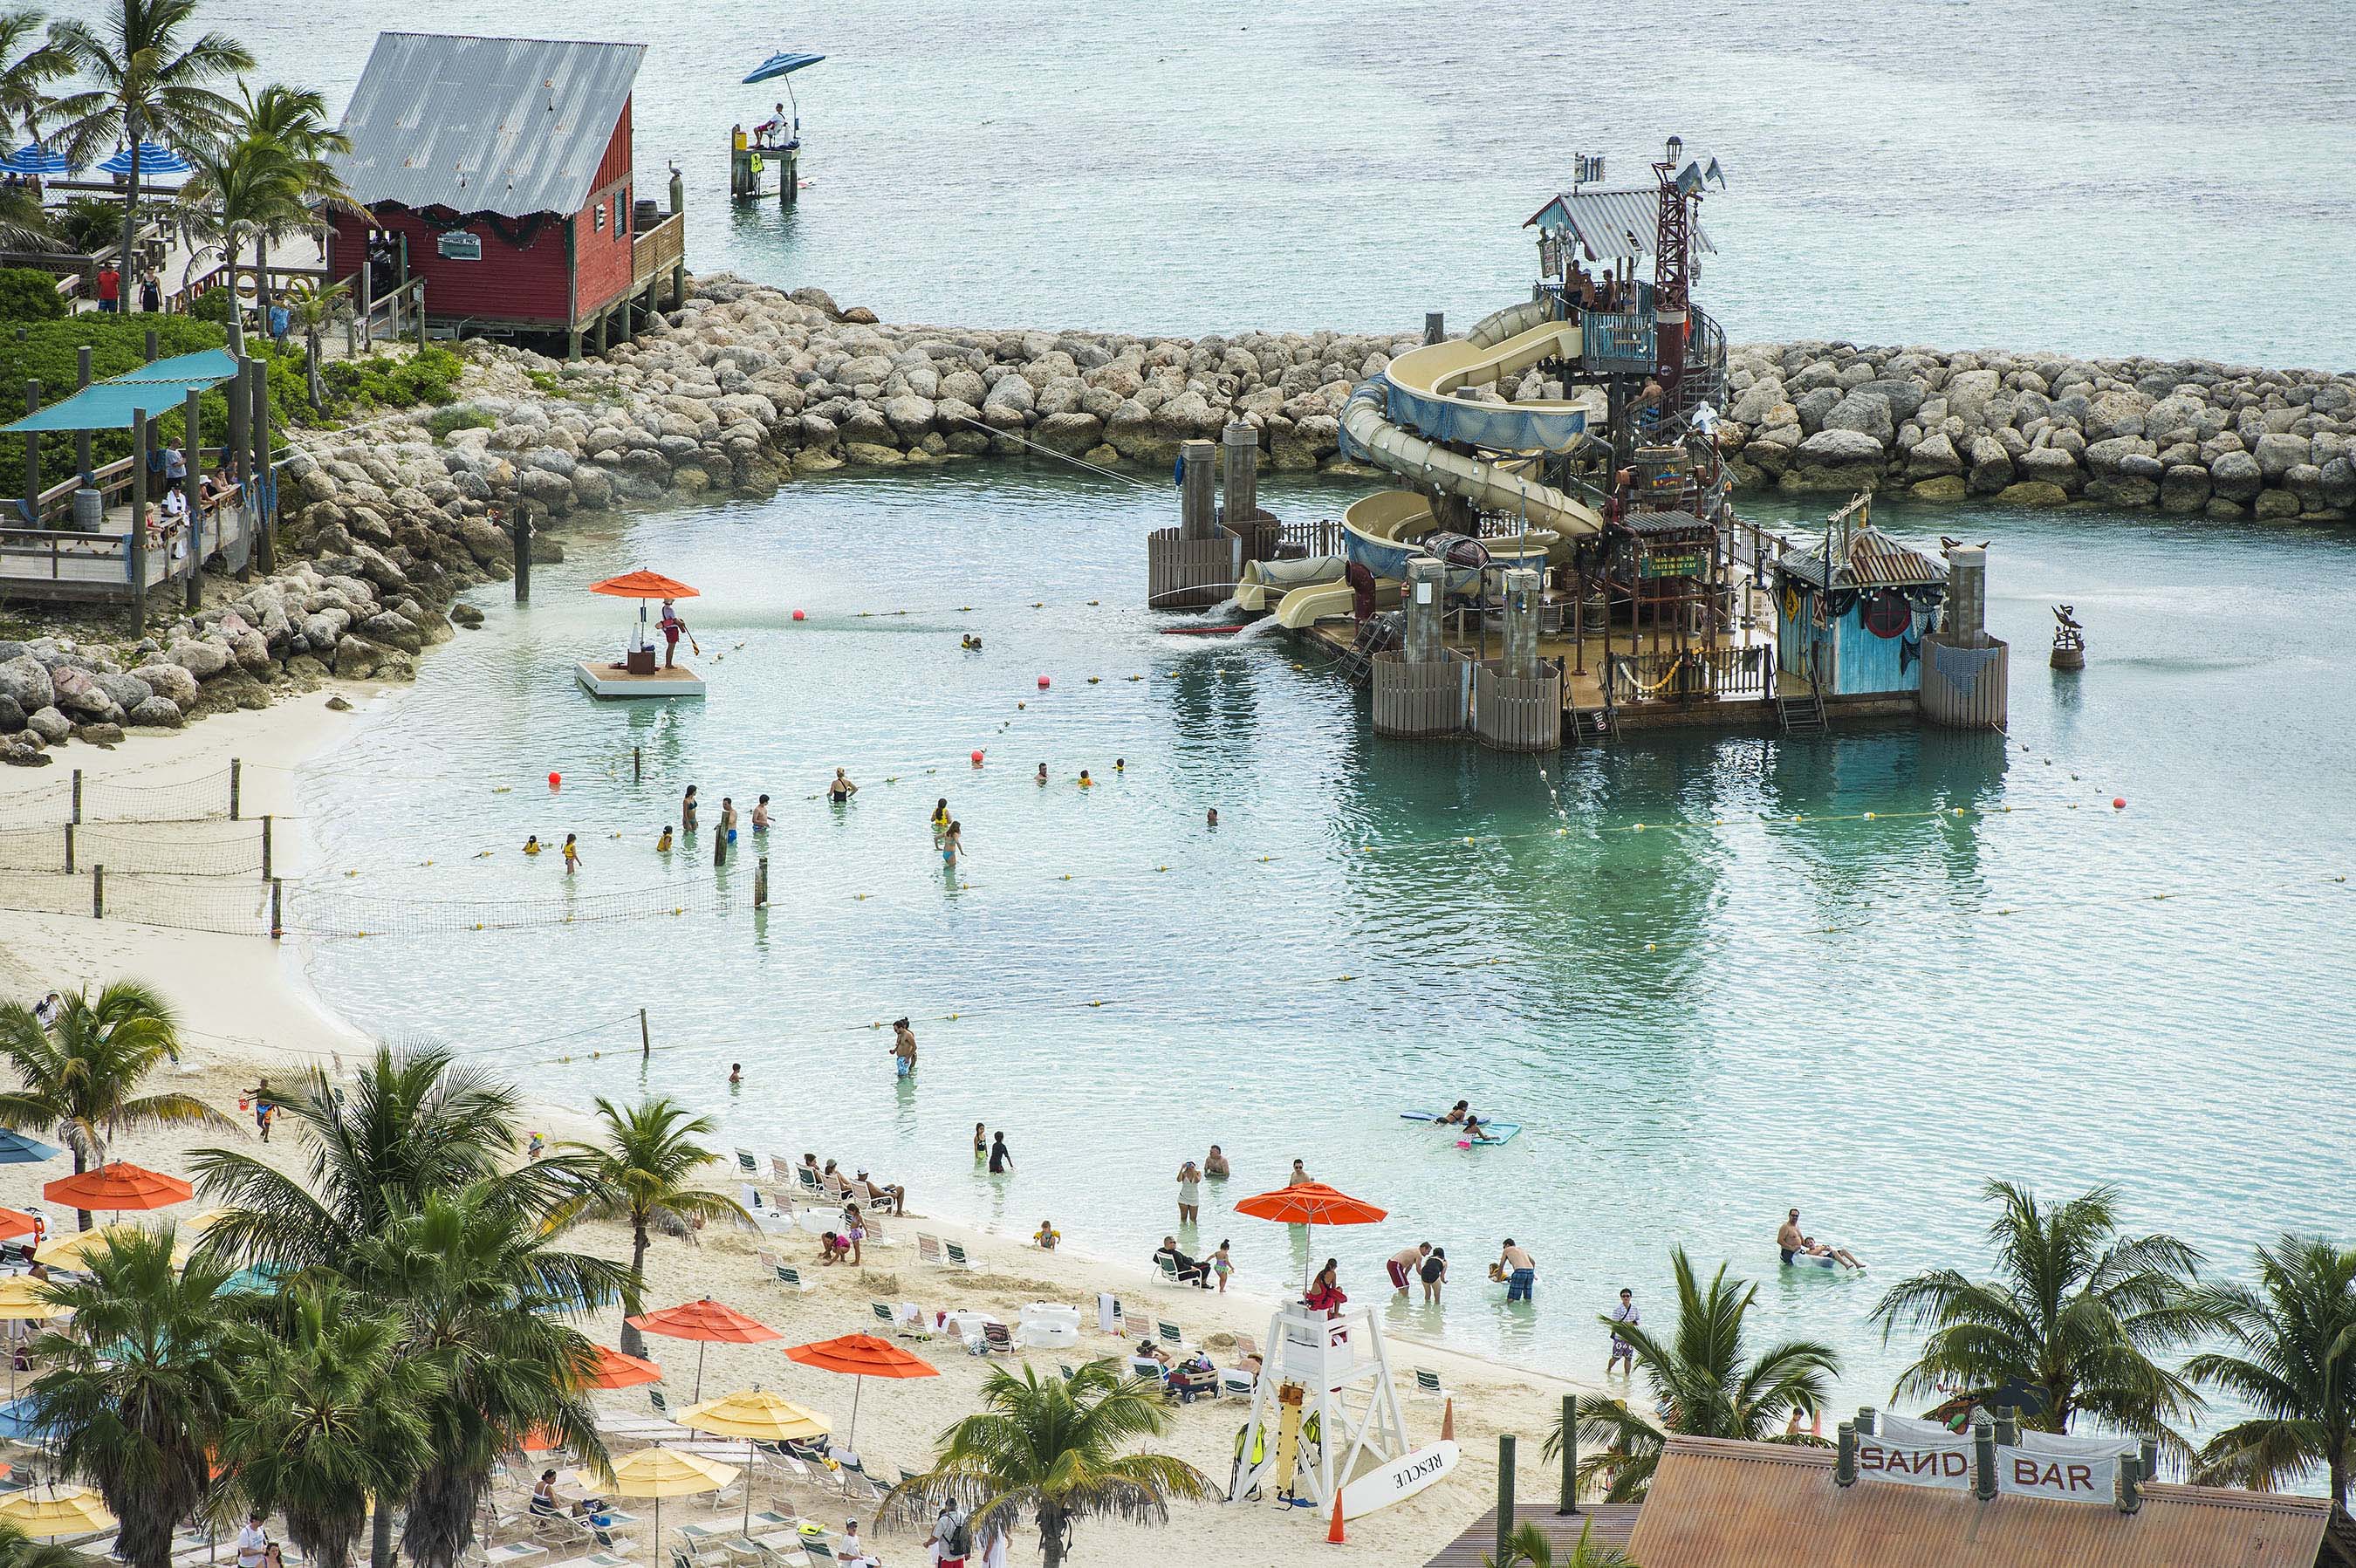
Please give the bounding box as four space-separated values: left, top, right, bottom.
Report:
0 700 1611 1568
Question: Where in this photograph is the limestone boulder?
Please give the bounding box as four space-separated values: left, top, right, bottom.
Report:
2082 435 2157 476
1783 428 1887 490
1966 435 2014 493
1852 378 1928 422
126 695 183 729
1947 369 2002 427
2208 449 2263 501
1034 412 1106 455
24 705 71 744
1824 390 1894 442
2158 465 2211 513
0 654 53 714
1906 431 1962 477
93 672 154 712
2015 445 2084 493
2254 432 2311 482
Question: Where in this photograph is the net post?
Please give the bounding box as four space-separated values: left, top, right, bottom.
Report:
640 1007 651 1058
71 768 82 824
271 876 283 941
634 745 641 784
261 814 273 880
63 822 74 875
229 758 242 820
755 855 769 908
92 863 103 920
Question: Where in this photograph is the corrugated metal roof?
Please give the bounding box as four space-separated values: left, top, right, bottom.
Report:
1622 507 1710 536
329 32 645 219
1782 524 1947 588
1524 185 1717 262
1626 1436 2331 1568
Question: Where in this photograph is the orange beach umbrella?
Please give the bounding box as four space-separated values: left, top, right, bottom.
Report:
589 571 699 599
627 1298 778 1398
0 1209 39 1242
781 1332 938 1448
580 1343 665 1391
43 1161 193 1215
1234 1181 1388 1291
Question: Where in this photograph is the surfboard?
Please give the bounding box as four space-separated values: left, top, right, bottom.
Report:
1401 1112 1521 1146
1339 1441 1460 1520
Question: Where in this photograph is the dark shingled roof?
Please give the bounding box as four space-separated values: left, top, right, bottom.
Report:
1781 524 1947 589
329 32 644 219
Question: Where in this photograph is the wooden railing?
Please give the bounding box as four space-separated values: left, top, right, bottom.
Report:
631 209 686 290
1272 517 1343 558
1607 643 1774 703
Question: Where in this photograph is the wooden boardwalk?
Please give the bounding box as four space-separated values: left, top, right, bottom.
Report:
1425 1503 1642 1567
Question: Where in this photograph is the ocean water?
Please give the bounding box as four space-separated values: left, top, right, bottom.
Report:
296 470 2356 1421
152 0 2356 362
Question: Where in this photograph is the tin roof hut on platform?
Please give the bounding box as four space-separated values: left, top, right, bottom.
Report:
1772 492 1949 698
325 32 687 358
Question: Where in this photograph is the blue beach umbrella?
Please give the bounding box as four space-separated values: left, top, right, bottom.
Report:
96 141 189 178
0 144 71 175
0 1396 59 1446
743 51 824 85
0 1129 60 1164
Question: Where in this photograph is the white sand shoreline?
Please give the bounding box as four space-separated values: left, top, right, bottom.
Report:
0 693 1611 1568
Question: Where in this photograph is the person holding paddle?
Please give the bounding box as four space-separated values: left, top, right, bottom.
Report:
657 599 696 667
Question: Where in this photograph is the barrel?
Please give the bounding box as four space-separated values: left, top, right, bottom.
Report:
71 487 103 531
634 198 661 231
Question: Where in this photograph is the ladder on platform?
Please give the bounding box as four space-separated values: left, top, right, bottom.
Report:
1777 673 1828 735
1567 707 1611 744
1335 613 1399 686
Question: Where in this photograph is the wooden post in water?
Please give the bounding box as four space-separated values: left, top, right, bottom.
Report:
754 855 768 908
1425 311 1446 346
640 1007 650 1058
1558 1394 1579 1513
633 746 641 783
1496 1434 1517 1561
74 346 92 481
182 387 203 612
250 359 275 573
511 497 531 604
129 407 149 633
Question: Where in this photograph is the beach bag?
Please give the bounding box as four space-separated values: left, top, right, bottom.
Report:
945 1517 971 1558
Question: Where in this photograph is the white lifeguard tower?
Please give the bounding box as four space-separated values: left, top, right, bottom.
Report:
1228 1305 1415 1516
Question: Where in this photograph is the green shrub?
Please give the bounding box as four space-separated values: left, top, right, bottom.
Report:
423 405 496 440
0 267 65 322
184 286 234 325
56 199 121 255
321 344 463 410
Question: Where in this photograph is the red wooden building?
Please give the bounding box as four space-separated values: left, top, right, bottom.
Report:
325 32 685 355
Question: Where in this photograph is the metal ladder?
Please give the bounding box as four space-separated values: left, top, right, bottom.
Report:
1777 671 1828 735
1334 613 1399 687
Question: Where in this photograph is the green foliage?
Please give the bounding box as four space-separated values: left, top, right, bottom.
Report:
321 344 462 411
1485 1520 1633 1568
0 265 65 321
422 405 494 441
558 1096 744 1357
184 284 234 324
2185 1234 2356 1508
55 197 122 254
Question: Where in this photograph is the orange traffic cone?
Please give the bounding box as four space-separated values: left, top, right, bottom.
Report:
1327 1490 1346 1545
1442 1396 1455 1443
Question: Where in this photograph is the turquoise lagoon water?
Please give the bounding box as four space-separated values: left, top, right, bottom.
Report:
298 469 2356 1418
178 0 2356 363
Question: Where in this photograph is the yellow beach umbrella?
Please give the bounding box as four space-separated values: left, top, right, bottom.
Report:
0 1484 116 1537
677 1388 828 1534
181 1207 237 1236
0 1274 68 1400
34 1224 188 1270
572 1446 736 1553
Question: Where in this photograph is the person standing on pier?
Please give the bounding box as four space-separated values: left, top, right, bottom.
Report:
657 599 690 667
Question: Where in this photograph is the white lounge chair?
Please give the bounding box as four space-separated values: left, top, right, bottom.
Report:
736 1150 759 1175
772 1263 815 1293
1409 1366 1451 1405
943 1241 977 1271
915 1235 943 1266
1218 1367 1257 1400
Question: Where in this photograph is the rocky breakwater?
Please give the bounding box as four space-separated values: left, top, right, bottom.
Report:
1718 341 2356 519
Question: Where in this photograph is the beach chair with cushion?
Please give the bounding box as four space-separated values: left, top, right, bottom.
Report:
801 1544 835 1565
915 1235 943 1266
1153 1256 1188 1289
981 1321 1017 1356
757 1250 783 1277
1218 1367 1257 1400
736 1150 759 1175
796 1167 823 1195
770 1156 797 1184
1127 1355 1166 1383
773 1263 815 1293
943 1241 976 1271
1235 1332 1260 1359
1155 1319 1183 1347
1409 1367 1451 1405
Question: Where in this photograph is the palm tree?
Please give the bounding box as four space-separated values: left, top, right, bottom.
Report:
191 1044 594 1275
560 1096 748 1359
1546 1249 1838 1503
23 1228 243 1568
279 276 348 407
0 981 232 1229
0 10 71 249
45 0 253 289
1485 1519 1632 1568
885 1362 1220 1568
2183 1234 2356 1509
1871 1181 2213 1446
222 81 348 323
216 1279 446 1568
177 133 304 354
352 1188 622 1568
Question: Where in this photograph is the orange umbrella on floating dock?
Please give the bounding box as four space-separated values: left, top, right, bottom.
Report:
1234 1181 1389 1291
627 1298 778 1398
43 1161 193 1216
588 570 700 601
580 572 707 701
780 1332 939 1448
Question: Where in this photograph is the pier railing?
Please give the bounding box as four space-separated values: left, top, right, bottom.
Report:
1272 517 1343 558
632 210 686 292
1606 644 1773 703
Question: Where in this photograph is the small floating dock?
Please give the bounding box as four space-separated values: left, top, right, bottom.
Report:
573 659 707 700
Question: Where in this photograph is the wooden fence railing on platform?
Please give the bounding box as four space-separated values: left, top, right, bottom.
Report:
1608 643 1773 702
631 210 686 291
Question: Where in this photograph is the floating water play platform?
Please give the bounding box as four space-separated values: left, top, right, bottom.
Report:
573 659 707 700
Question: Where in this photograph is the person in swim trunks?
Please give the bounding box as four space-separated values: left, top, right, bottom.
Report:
1387 1243 1433 1296
1778 1208 1861 1270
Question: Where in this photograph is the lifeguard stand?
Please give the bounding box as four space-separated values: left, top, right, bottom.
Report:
1228 1306 1411 1514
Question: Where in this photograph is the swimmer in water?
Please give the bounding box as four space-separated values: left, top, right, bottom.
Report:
942 820 962 866
1078 770 1092 788
931 798 950 841
729 1062 743 1085
681 785 699 831
523 835 543 855
1115 757 1125 772
1035 763 1048 786
1207 808 1219 828
656 825 673 852
720 798 738 841
828 769 858 803
752 795 770 831
1461 1115 1501 1144
562 833 580 873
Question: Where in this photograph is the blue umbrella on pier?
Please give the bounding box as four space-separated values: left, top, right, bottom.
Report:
0 1130 60 1165
0 145 71 175
95 141 189 179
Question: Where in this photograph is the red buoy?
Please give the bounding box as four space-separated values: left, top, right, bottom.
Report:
791 609 806 621
1038 675 1051 689
547 771 561 790
2113 797 2126 810
970 750 984 765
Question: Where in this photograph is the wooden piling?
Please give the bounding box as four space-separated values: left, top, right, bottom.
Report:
640 1007 650 1058
260 815 272 880
183 387 202 612
512 498 531 604
1558 1394 1579 1513
634 746 641 783
91 864 103 920
229 758 242 820
1496 1434 1517 1562
129 409 148 633
754 855 769 908
70 768 81 824
143 326 158 363
270 876 283 940
63 823 73 874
